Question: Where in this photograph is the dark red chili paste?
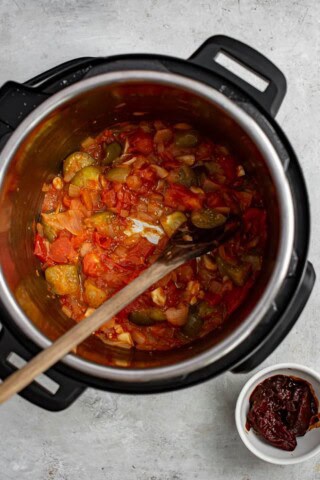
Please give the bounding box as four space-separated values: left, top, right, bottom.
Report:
246 374 320 451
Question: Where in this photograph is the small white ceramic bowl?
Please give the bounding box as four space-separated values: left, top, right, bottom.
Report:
235 363 320 465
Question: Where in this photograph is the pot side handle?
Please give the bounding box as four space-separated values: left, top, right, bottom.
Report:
0 81 49 153
0 58 95 149
189 35 287 117
0 81 49 130
232 261 316 374
0 326 85 411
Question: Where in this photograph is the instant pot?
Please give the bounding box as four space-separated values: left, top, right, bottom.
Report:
0 36 315 410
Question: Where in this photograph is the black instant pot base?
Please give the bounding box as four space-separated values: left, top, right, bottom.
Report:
0 36 314 410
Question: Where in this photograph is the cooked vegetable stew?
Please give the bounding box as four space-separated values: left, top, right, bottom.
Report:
34 120 267 351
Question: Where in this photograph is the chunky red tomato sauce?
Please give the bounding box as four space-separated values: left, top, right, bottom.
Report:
34 120 267 351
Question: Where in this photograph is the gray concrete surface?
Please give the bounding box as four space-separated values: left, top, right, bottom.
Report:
0 0 320 478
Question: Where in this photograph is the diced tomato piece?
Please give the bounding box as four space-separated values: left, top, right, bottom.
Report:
218 244 238 265
139 167 157 182
62 195 72 208
159 151 178 167
42 189 61 213
80 189 100 211
204 292 222 307
60 295 86 321
101 188 117 208
81 189 93 211
34 234 49 262
83 252 104 277
86 143 103 160
49 237 77 264
101 254 133 273
233 191 253 210
126 174 142 190
130 130 153 155
216 155 238 183
101 129 116 143
164 184 202 211
206 191 226 208
164 281 181 307
93 232 112 250
121 238 155 266
114 185 138 213
71 233 89 249
197 141 214 160
122 187 138 207
177 264 195 283
243 208 267 239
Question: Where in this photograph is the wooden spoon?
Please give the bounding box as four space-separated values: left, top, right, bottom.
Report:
0 219 238 404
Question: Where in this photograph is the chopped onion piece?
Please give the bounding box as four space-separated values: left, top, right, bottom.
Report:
123 138 130 154
187 280 201 296
237 165 245 177
166 304 189 326
117 332 134 346
176 154 195 166
150 164 169 178
81 136 96 149
84 307 96 318
122 156 138 165
53 177 63 190
203 255 217 271
154 129 173 144
151 287 167 307
190 186 204 194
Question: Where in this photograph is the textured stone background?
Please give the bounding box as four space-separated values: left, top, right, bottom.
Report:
0 0 320 479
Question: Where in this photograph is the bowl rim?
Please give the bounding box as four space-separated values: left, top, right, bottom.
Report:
235 362 320 465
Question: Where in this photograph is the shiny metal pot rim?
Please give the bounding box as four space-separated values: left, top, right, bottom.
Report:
0 71 294 383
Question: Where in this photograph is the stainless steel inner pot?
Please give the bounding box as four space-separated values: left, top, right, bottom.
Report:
0 71 294 383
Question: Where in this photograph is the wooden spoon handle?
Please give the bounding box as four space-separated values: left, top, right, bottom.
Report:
0 258 180 405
